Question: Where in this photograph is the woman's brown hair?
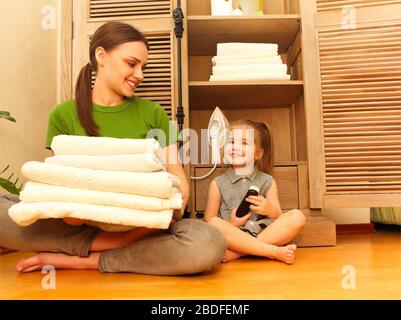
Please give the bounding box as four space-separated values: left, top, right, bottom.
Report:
75 22 149 136
230 119 275 174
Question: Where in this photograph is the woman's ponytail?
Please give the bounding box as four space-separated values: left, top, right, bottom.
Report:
75 62 99 136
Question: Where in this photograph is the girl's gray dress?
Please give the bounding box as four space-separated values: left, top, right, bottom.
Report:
214 167 275 237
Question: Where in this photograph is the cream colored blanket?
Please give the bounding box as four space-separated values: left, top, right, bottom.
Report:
212 64 288 75
21 161 180 199
216 43 279 57
45 153 166 172
210 73 291 81
10 136 182 231
20 181 182 211
212 55 282 66
51 135 161 156
8 201 173 230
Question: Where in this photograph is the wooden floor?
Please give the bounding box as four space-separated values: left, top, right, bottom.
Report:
1 230 401 300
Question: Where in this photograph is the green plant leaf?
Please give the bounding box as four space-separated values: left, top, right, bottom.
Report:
0 112 19 194
0 177 22 195
0 165 22 195
1 165 10 174
0 111 16 122
0 115 16 122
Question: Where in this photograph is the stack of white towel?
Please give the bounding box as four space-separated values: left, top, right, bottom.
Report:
8 135 183 232
209 43 291 81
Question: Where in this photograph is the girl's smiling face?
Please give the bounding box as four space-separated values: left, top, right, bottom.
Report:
224 125 264 168
96 41 148 97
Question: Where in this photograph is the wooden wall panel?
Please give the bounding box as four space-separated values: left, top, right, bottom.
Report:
89 0 171 18
302 0 401 207
319 22 401 193
317 0 400 12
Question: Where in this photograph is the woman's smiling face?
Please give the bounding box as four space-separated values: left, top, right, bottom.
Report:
96 41 148 97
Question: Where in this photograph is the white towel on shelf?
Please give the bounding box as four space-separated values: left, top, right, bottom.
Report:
20 181 182 211
21 161 180 199
51 135 161 156
209 73 291 81
8 201 173 230
216 43 278 57
212 64 288 75
45 153 166 172
212 55 283 66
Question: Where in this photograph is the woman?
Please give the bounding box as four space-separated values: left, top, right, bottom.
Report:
0 22 226 275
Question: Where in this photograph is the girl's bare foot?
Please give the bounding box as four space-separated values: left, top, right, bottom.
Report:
271 244 297 265
222 249 244 263
16 252 99 273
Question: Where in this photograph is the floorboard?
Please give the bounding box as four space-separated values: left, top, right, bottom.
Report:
1 230 401 299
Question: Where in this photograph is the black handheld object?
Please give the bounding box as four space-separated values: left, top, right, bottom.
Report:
236 186 260 217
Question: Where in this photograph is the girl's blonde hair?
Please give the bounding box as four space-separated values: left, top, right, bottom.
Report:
230 119 275 174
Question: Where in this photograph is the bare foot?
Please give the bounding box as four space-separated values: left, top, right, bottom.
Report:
16 252 99 273
222 249 245 263
271 244 297 265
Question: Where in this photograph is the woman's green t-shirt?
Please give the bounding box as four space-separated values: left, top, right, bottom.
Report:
45 96 180 150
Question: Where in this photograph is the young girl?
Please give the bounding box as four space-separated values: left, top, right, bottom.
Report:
0 22 227 275
205 119 306 264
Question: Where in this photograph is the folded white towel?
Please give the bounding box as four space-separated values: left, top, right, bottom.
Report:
217 43 278 57
45 153 166 172
212 55 282 66
8 201 173 230
51 135 161 156
21 161 180 199
212 64 288 75
209 73 291 81
20 181 182 211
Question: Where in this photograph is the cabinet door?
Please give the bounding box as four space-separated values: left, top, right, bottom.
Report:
68 0 188 126
301 0 401 208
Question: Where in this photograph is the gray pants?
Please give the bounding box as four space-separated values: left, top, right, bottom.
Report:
0 195 227 275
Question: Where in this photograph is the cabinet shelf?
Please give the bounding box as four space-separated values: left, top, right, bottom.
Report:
188 15 301 56
189 80 303 108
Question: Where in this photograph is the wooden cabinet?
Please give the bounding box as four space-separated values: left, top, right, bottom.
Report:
185 0 308 217
186 0 401 218
301 0 401 208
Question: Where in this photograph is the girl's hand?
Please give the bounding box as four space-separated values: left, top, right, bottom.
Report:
247 195 277 218
230 208 251 228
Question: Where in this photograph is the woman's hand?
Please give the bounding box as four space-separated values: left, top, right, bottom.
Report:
179 187 189 206
230 208 251 228
246 195 280 218
172 181 189 220
164 143 190 220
